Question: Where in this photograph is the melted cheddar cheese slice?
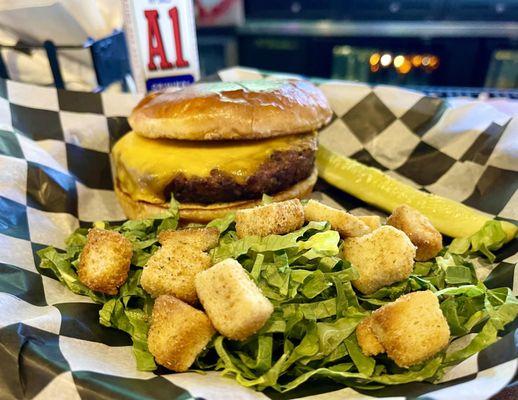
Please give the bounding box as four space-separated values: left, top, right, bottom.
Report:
112 131 316 204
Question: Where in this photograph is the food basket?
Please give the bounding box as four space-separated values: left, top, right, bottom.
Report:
0 67 516 399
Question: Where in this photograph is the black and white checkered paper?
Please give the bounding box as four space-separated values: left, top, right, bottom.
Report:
0 67 516 400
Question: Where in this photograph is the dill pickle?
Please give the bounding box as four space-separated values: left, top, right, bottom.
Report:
316 145 517 240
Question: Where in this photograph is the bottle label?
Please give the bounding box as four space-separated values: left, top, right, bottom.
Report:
122 0 200 92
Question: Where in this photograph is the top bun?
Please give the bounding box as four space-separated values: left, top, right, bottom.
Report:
129 80 333 141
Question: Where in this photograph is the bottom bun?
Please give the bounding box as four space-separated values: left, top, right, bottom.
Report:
115 168 318 223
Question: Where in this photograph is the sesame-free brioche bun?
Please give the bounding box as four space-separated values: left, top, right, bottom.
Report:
129 80 332 141
115 168 318 223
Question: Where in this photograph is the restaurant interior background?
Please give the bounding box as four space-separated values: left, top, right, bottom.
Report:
0 0 516 95
197 0 518 94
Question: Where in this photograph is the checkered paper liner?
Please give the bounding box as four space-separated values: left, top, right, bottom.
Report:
0 66 516 400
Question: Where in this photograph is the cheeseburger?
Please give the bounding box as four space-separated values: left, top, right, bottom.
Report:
112 80 332 222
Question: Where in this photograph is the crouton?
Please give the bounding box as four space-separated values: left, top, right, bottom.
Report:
195 258 273 340
387 205 442 261
357 215 382 232
366 290 450 367
158 227 219 251
141 243 211 304
303 199 370 237
343 226 416 294
235 199 304 238
78 228 132 295
356 317 384 356
147 295 215 372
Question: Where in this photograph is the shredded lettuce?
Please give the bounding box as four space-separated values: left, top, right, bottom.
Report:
212 221 329 262
298 230 340 260
37 246 108 303
37 198 180 371
37 201 517 393
204 218 517 391
344 335 375 376
440 286 518 366
206 212 235 233
261 194 274 205
99 270 156 371
279 356 443 392
449 220 512 262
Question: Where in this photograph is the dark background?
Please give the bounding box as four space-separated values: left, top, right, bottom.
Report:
197 0 518 89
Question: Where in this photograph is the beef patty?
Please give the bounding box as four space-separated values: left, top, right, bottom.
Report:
165 146 315 204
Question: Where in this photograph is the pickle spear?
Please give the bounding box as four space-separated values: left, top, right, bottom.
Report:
316 145 517 241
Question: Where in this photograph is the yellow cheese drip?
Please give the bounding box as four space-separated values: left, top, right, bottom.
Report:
112 131 314 204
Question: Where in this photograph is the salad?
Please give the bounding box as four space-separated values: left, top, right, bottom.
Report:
37 196 518 393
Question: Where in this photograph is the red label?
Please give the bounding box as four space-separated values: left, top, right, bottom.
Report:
144 9 173 71
144 7 190 72
169 7 189 68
